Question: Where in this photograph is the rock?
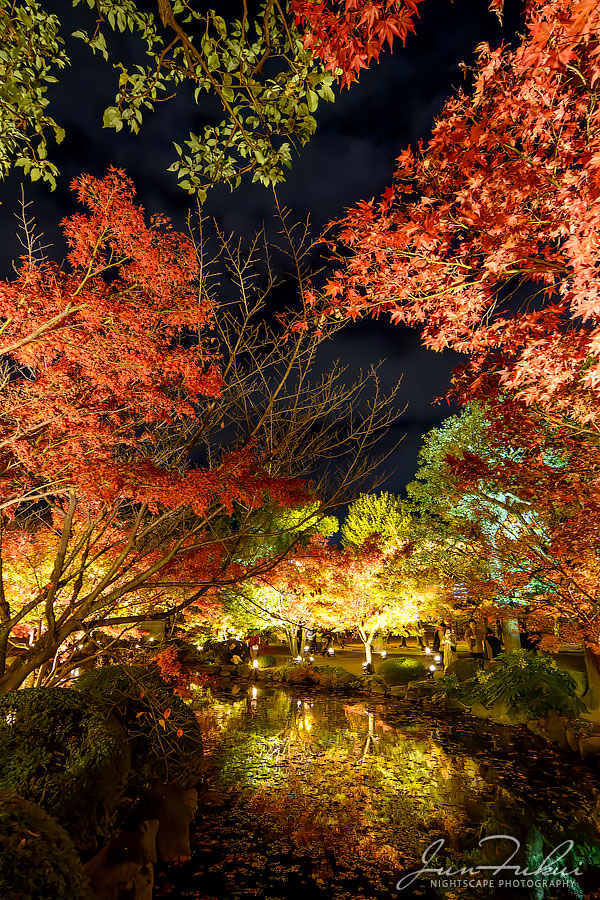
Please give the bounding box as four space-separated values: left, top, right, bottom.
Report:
567 669 588 697
134 784 197 863
194 664 221 675
84 818 159 900
333 671 356 686
406 680 439 700
237 664 251 679
537 710 569 748
445 658 480 682
371 682 388 694
566 727 581 753
390 685 407 698
470 701 492 720
579 735 600 760
486 701 529 725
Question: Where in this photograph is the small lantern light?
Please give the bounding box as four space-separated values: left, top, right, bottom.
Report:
381 650 387 659
295 655 302 662
252 659 258 669
434 654 441 663
429 664 436 672
425 647 431 655
328 647 335 656
309 656 314 662
252 686 258 699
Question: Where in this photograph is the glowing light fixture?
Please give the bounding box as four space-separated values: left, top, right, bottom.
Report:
309 656 314 662
429 664 436 672
434 654 441 663
295 655 302 662
252 686 258 699
380 651 387 659
327 647 335 656
425 647 431 655
252 659 258 669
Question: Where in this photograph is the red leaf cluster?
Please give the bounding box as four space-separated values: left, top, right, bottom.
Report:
322 0 600 421
291 0 423 87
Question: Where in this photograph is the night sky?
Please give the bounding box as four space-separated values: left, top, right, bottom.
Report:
0 0 523 494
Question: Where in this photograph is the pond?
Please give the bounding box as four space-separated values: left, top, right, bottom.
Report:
154 685 600 900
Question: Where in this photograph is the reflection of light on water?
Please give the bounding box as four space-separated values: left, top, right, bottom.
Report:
186 685 600 899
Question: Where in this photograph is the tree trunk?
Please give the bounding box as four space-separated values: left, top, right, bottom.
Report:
284 623 297 658
0 624 77 694
502 617 521 653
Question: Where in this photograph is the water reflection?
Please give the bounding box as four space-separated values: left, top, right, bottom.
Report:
156 686 600 900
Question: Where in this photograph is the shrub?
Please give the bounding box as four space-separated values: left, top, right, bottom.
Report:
378 657 427 686
257 653 277 669
0 789 91 900
0 688 130 852
77 665 203 789
277 663 316 685
459 651 587 718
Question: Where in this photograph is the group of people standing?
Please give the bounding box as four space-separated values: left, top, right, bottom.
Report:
432 619 503 670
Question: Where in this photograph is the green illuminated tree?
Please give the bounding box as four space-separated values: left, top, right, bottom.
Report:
341 490 413 551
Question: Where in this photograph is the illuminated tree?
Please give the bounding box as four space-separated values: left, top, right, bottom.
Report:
0 171 404 692
341 490 413 550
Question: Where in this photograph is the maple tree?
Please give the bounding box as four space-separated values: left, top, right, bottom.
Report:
0 170 403 693
405 399 600 694
251 528 440 664
0 0 423 195
440 396 600 694
320 0 600 427
311 0 600 680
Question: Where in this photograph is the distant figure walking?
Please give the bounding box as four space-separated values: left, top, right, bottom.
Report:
464 619 485 668
485 628 502 659
249 632 260 664
441 628 459 670
432 622 446 654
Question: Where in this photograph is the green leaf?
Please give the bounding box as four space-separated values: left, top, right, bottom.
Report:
102 106 122 128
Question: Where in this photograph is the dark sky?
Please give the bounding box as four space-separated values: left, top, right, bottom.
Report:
0 0 523 494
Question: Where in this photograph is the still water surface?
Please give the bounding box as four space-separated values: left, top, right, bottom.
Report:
154 686 600 900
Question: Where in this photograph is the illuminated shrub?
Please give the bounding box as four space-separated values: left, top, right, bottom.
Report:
378 658 427 686
77 665 203 789
257 654 277 668
0 789 91 900
0 688 129 852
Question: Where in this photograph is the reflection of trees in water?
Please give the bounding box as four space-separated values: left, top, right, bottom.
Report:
194 687 600 894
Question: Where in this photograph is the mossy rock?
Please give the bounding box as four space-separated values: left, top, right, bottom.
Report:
257 653 277 669
0 789 91 900
77 665 202 790
446 658 480 682
0 688 129 853
378 657 427 686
